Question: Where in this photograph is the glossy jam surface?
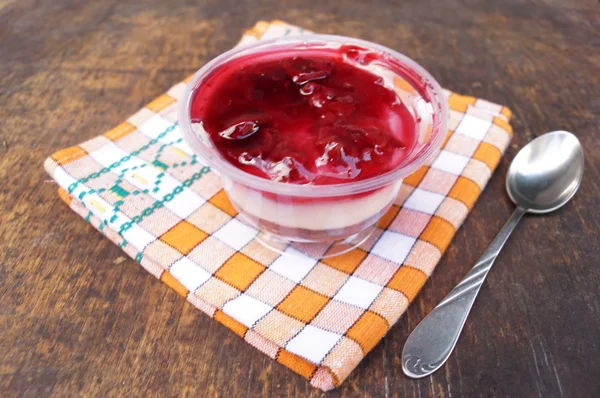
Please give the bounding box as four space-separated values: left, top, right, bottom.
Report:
191 45 417 185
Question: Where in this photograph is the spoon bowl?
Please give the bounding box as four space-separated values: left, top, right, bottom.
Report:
507 130 584 213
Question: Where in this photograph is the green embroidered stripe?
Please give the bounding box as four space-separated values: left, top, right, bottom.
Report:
67 122 179 194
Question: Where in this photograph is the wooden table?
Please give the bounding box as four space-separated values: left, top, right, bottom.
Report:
1 0 598 396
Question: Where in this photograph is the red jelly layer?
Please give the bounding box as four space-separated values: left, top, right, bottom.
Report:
191 45 417 185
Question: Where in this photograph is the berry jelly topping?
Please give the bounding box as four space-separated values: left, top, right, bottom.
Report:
191 44 417 185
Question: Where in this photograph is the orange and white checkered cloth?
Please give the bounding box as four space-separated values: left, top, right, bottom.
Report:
44 21 513 391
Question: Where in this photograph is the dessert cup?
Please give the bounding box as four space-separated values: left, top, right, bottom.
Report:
179 35 448 256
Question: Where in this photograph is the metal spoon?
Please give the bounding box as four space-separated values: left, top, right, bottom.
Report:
402 130 584 378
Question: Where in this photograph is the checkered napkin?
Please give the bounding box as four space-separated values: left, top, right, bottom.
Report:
44 21 513 391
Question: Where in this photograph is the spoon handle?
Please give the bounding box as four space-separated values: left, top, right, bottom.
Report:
402 206 527 378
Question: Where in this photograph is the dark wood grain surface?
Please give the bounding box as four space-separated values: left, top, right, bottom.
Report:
1 0 599 396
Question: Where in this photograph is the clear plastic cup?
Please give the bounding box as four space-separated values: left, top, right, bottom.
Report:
179 35 447 255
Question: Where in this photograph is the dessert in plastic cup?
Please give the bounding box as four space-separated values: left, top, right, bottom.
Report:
179 35 447 256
